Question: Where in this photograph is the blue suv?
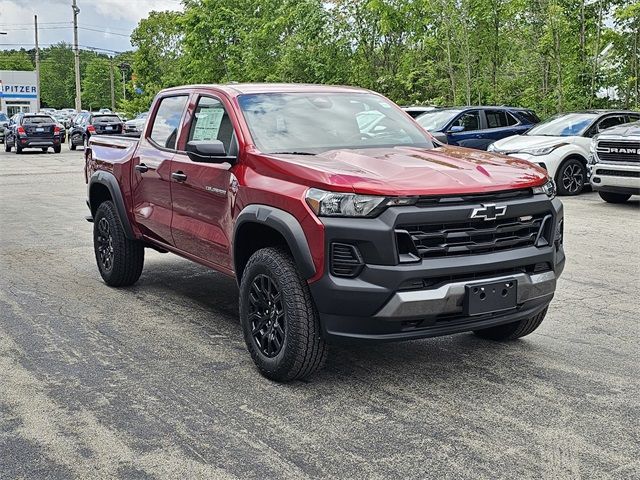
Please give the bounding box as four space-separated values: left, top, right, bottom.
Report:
416 106 540 150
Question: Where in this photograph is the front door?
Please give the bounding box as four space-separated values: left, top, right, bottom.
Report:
170 95 237 270
131 94 189 245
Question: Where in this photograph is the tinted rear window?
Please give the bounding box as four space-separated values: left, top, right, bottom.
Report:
23 116 54 125
517 110 540 124
93 115 121 123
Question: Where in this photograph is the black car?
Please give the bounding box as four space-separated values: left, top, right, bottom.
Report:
4 113 62 154
69 112 124 150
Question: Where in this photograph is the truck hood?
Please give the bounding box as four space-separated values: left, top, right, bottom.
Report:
266 146 547 196
492 134 577 152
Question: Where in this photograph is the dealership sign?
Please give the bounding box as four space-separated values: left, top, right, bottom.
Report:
0 81 38 98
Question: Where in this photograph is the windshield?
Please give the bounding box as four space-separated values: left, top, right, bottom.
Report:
238 92 433 154
0 113 8 122
23 116 54 125
93 115 121 123
526 113 597 136
416 109 462 131
136 112 148 119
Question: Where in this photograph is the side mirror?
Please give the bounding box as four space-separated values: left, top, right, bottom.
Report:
186 140 235 164
448 125 465 133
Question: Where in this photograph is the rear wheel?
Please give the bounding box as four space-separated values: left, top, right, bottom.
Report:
599 191 631 204
93 201 145 287
4 141 11 152
16 143 22 154
556 158 586 196
69 133 79 150
53 145 61 154
240 247 327 382
474 307 547 341
41 147 48 153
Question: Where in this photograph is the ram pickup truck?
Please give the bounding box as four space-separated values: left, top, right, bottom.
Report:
84 83 565 382
589 121 640 203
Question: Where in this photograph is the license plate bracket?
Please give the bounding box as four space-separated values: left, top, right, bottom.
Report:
464 279 517 316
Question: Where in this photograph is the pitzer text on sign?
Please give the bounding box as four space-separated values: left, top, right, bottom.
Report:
2 85 38 94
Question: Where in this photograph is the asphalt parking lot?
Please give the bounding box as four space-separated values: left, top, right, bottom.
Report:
0 149 639 479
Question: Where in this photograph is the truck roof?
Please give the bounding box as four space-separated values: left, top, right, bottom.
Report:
161 83 372 97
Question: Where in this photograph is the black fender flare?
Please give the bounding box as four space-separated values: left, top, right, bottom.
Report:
88 170 135 239
234 204 316 280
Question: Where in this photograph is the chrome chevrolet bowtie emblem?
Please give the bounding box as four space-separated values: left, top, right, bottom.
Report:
470 203 507 221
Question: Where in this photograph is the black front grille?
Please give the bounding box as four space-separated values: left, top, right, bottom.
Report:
595 169 640 178
330 243 364 277
398 213 551 259
596 141 640 163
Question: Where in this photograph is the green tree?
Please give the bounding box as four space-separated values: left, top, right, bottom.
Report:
40 43 76 108
0 50 34 70
81 57 122 111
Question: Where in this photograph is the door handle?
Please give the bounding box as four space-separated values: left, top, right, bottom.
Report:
134 163 148 173
171 171 187 182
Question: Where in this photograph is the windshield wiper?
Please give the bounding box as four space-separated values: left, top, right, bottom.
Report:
270 151 316 155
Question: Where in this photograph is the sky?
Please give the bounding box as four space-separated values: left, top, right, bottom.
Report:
0 0 183 54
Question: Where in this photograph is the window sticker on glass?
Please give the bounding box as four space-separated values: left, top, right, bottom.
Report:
192 108 225 141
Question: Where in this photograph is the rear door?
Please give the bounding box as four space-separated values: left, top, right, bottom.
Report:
169 93 238 270
131 94 189 245
475 109 527 148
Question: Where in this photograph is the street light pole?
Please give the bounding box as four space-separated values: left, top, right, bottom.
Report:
72 0 82 112
34 15 41 111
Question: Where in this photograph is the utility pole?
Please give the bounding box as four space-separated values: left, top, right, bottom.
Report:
109 58 115 111
34 15 41 111
72 0 82 111
119 62 130 102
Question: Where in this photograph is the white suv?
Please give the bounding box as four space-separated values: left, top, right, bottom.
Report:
488 110 640 196
589 122 640 203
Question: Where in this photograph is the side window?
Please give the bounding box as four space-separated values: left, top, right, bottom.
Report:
485 110 509 129
627 114 640 123
597 115 627 133
150 95 189 150
453 111 480 131
505 112 519 126
188 96 234 153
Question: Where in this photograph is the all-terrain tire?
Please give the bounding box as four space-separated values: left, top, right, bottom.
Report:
474 307 548 341
93 201 144 287
598 191 631 204
239 247 327 382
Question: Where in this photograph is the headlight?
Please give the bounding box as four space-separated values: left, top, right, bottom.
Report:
518 143 568 156
588 138 599 164
532 179 556 199
305 188 416 217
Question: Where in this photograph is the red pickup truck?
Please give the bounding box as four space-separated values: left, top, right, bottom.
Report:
85 84 565 382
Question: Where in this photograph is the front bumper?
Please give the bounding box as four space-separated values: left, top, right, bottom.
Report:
590 163 640 195
309 196 564 343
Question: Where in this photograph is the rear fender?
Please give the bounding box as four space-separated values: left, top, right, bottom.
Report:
88 170 135 239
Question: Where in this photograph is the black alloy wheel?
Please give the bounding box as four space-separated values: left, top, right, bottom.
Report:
96 217 114 273
248 274 286 358
557 159 586 195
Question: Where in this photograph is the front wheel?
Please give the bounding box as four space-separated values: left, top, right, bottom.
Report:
239 247 327 382
474 307 547 341
556 158 586 196
599 191 631 204
93 201 145 287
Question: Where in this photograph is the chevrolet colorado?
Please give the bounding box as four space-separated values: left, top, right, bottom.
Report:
84 84 565 382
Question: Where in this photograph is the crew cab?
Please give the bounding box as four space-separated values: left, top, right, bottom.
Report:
85 84 565 382
4 113 62 154
415 106 540 149
69 112 124 150
589 121 640 203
